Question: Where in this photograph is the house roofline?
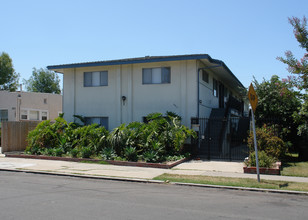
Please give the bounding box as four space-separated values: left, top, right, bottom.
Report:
210 59 245 89
47 54 245 89
47 54 213 70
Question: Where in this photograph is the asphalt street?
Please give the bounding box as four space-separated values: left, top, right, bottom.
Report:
0 171 307 220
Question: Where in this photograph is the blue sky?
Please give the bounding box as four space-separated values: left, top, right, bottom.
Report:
1 0 307 88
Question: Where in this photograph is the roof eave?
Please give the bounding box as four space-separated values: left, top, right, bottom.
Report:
47 54 212 71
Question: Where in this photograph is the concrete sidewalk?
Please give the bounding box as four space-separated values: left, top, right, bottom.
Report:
1 156 308 183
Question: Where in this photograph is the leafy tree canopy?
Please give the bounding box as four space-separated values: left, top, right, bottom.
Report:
253 75 301 122
277 16 308 136
277 16 308 90
23 68 61 94
0 52 20 91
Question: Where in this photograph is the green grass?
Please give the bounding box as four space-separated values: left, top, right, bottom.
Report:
281 161 308 177
280 153 308 177
154 173 308 192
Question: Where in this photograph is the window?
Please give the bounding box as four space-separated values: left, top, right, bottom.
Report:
20 109 49 121
202 70 209 83
41 111 48 120
21 110 28 120
213 78 218 97
44 98 47 104
84 71 108 87
29 110 39 120
0 109 8 122
142 67 170 84
224 87 228 97
85 117 109 129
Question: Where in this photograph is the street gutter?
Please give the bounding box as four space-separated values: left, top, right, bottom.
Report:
1 168 307 196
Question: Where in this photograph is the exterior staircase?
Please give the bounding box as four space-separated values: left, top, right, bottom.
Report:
199 108 226 158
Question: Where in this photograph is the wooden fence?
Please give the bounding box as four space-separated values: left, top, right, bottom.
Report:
1 121 40 153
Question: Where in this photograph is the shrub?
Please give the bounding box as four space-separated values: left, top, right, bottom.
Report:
45 148 55 156
247 125 286 159
143 150 160 163
25 145 41 155
54 147 64 157
140 112 196 155
25 112 196 163
124 146 138 162
70 148 79 158
101 147 117 160
71 124 109 154
165 154 186 162
26 116 68 152
245 151 276 168
80 147 92 158
107 124 127 155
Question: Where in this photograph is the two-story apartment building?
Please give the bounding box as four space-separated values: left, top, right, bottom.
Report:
47 54 248 130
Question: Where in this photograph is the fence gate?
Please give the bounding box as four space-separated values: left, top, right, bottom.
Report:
191 117 250 160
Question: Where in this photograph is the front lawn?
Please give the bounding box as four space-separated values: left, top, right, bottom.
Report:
281 161 308 177
154 173 308 192
279 153 308 177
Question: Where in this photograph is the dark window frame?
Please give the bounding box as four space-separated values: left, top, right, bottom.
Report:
213 78 218 97
142 67 171 84
201 69 209 83
84 71 108 87
0 109 8 122
85 117 109 130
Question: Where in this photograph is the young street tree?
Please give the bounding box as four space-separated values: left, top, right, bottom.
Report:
0 52 20 91
23 68 61 94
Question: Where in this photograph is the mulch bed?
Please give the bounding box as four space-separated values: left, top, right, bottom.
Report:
4 153 188 169
243 162 281 175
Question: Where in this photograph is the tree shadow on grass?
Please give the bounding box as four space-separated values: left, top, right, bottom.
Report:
279 183 289 188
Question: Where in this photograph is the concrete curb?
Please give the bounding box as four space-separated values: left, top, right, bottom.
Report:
0 168 164 184
170 182 308 196
1 168 307 196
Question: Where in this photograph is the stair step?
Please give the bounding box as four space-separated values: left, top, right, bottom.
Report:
209 108 225 119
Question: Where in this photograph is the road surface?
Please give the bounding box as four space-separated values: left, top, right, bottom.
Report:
0 171 307 219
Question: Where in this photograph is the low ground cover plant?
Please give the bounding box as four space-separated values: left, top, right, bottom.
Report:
25 112 196 162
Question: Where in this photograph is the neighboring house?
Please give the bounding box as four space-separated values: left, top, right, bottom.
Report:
47 54 248 131
0 90 62 123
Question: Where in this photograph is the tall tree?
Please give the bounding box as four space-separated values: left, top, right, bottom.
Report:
0 52 20 91
253 76 301 147
253 75 301 122
277 16 308 137
23 68 61 94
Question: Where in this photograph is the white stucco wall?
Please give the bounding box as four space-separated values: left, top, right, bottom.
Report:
0 91 17 121
61 58 248 131
197 60 248 118
62 60 199 129
0 90 62 121
198 71 218 118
